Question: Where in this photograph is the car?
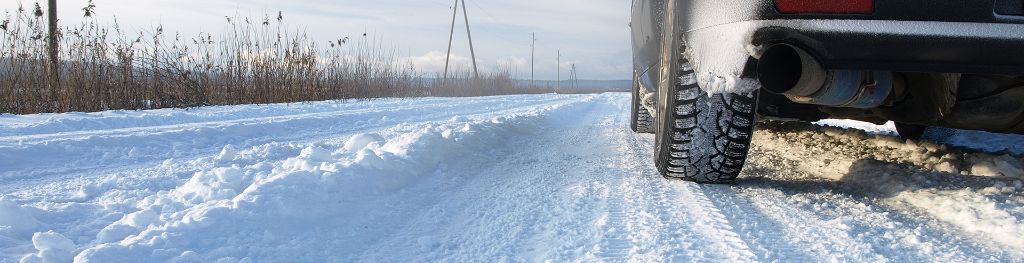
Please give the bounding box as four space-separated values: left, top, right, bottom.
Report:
630 0 1024 183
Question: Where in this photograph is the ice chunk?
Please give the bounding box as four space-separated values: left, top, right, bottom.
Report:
20 231 76 263
354 149 387 170
215 145 239 163
297 146 333 163
96 224 138 243
175 167 248 203
123 209 160 228
343 133 385 152
992 155 1024 178
970 155 1024 178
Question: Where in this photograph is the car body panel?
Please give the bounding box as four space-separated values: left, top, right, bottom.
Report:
631 0 665 93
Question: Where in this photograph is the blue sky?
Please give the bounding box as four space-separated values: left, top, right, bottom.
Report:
1 0 632 80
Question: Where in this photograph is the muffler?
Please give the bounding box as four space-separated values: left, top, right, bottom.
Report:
757 44 893 109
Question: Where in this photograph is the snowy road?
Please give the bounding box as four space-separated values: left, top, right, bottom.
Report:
2 93 1024 262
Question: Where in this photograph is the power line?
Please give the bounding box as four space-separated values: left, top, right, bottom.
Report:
467 0 500 23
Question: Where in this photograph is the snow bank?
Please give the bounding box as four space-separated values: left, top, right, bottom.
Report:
69 97 588 262
0 98 414 136
0 94 579 180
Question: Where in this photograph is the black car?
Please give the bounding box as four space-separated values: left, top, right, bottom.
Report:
630 0 1024 183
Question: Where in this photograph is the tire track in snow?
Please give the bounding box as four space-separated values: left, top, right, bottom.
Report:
595 101 642 261
597 189 633 260
599 98 757 262
665 182 758 262
724 185 885 262
353 96 611 262
697 184 817 262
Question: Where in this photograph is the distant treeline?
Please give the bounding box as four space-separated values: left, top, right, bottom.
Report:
523 79 631 92
0 4 601 115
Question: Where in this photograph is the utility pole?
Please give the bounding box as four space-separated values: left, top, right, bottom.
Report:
556 49 560 90
443 0 480 81
460 0 479 79
46 0 59 110
531 32 535 86
570 64 578 89
442 0 458 82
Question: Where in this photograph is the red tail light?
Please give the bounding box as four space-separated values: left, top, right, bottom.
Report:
774 0 873 14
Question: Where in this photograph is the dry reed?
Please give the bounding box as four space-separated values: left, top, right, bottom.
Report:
0 4 573 114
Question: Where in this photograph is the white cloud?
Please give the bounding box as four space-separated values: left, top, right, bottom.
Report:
400 51 472 74
496 56 528 69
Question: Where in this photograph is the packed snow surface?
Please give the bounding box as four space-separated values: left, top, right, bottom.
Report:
2 93 1024 262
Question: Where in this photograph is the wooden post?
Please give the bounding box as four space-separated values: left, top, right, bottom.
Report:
460 0 479 79
442 0 458 83
46 0 60 111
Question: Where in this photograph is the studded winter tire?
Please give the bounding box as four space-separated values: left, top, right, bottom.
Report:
653 43 759 183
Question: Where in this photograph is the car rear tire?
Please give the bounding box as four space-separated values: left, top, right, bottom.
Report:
631 78 655 134
654 42 758 183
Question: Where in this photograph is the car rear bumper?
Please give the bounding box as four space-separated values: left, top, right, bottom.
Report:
682 19 1024 83
745 19 1024 74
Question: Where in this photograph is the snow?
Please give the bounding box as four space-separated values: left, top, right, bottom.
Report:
683 17 763 95
970 154 1024 178
699 74 760 96
342 133 384 152
0 198 41 239
755 120 1024 255
815 119 1024 156
2 93 1024 262
814 119 899 136
20 231 76 263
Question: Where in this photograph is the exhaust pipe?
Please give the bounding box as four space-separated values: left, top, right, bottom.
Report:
757 44 893 109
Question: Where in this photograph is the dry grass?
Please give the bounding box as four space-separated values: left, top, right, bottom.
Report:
0 5 570 114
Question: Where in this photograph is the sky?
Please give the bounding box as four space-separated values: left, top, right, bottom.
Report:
0 0 633 80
